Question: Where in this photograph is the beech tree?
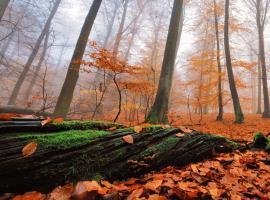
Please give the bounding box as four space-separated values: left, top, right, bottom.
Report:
224 0 244 123
213 0 223 121
7 0 61 105
54 0 103 118
146 0 184 124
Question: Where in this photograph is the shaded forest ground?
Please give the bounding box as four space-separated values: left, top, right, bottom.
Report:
170 113 270 142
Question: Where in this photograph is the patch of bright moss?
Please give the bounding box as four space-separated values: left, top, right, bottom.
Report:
47 120 123 131
208 134 238 148
9 130 109 149
253 132 269 148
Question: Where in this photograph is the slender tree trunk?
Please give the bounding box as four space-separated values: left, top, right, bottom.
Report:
7 0 61 105
256 0 270 118
113 75 122 122
0 0 10 21
112 0 128 57
24 27 51 101
257 56 262 114
146 0 184 124
224 0 244 123
214 0 223 121
53 0 102 118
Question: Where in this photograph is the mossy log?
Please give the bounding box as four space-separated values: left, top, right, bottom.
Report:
0 126 235 193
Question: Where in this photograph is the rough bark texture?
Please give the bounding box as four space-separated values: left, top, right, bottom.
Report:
0 0 10 21
53 0 102 118
146 0 184 124
7 0 61 105
224 0 244 123
0 126 233 193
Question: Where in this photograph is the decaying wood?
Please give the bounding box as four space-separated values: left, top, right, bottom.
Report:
0 127 234 193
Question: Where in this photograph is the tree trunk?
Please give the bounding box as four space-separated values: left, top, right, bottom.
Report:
53 0 102 118
0 0 10 21
257 56 262 114
24 26 51 101
146 0 184 124
224 0 244 123
7 0 61 105
214 0 223 121
112 0 129 57
0 126 234 193
256 0 270 118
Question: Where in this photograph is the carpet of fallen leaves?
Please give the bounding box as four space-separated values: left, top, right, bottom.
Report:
171 114 270 142
7 150 270 200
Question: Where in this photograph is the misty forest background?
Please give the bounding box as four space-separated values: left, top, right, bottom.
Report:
1 0 270 125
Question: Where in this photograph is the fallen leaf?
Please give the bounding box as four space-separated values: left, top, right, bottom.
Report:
127 188 144 200
144 180 163 191
41 118 53 126
22 141 38 157
148 194 168 200
13 192 45 200
175 133 185 137
107 126 117 131
178 126 193 133
53 118 64 123
123 135 134 144
134 126 143 133
47 184 73 200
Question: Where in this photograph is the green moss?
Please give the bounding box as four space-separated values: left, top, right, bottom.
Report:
208 134 238 148
48 120 123 131
141 136 179 157
91 173 105 182
8 130 109 149
253 132 269 148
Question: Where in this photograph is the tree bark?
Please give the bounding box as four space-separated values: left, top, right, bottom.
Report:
214 0 223 121
257 56 262 114
146 0 184 124
7 0 61 105
0 127 233 193
256 0 270 118
224 0 244 123
53 0 102 118
24 26 51 101
0 0 10 21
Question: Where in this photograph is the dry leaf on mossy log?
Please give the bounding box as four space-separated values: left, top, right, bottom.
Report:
22 141 38 157
122 135 134 144
41 118 53 126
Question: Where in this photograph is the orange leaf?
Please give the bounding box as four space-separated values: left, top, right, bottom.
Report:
48 184 73 200
0 113 21 121
13 191 45 200
144 180 163 191
41 118 53 126
22 141 38 157
134 126 143 133
108 126 117 131
53 118 64 123
175 133 185 137
148 194 168 200
123 135 134 144
127 188 144 200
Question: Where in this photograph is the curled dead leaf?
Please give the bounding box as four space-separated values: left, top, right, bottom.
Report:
107 126 117 131
144 180 163 191
175 133 185 137
22 141 38 157
123 135 134 144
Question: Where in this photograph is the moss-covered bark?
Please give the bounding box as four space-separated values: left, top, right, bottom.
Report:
0 125 235 193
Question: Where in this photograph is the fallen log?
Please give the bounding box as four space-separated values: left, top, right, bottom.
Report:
0 123 236 194
0 106 53 117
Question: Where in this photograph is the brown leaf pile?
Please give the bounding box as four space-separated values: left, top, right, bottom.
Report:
10 150 270 200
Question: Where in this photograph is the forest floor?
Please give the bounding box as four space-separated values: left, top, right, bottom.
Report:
2 113 270 200
171 113 270 142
